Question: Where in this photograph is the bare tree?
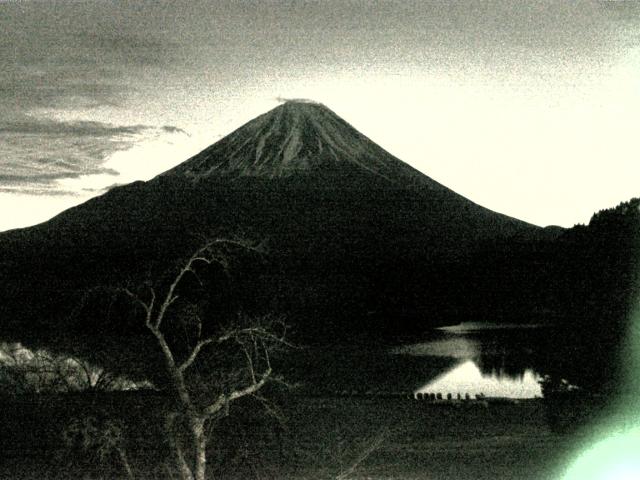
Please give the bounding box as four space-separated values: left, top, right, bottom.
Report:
115 238 288 480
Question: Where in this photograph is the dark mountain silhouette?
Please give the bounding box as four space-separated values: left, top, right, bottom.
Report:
0 101 562 374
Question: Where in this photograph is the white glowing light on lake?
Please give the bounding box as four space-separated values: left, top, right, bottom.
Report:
416 360 542 399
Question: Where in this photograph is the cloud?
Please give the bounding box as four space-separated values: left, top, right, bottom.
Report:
0 75 124 113
161 125 189 135
0 185 78 197
0 119 150 137
275 96 321 104
0 117 186 194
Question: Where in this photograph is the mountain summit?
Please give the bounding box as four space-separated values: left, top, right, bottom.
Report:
163 101 439 188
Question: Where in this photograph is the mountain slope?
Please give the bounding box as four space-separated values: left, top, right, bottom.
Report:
0 101 547 370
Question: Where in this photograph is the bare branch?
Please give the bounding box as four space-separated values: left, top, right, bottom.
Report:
217 325 292 348
120 286 156 328
252 393 288 428
203 367 272 417
189 256 213 266
178 338 215 373
153 238 254 330
121 288 148 312
238 340 257 384
335 427 389 480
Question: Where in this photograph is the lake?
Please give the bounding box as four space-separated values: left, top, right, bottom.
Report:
393 323 552 399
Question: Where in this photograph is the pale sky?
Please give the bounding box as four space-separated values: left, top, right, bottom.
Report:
1 0 639 230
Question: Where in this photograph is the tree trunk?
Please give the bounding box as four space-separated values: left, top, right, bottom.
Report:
166 412 196 480
116 446 134 479
191 416 208 480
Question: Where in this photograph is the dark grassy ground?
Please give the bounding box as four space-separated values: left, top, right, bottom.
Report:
0 346 606 480
255 396 584 480
0 390 598 480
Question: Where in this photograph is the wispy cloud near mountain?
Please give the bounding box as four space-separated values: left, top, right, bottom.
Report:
0 117 186 194
0 119 150 137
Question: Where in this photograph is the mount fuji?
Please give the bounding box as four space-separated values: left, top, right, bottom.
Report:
0 101 546 355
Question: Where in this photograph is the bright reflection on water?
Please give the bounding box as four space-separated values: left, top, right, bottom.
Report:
416 359 542 399
397 325 547 399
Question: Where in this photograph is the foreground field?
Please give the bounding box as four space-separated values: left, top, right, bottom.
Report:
0 391 597 480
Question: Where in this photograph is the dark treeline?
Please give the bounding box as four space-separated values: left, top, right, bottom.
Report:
459 198 639 392
538 198 639 392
